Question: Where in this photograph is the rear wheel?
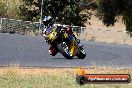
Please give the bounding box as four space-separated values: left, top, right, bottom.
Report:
57 42 73 59
77 47 86 59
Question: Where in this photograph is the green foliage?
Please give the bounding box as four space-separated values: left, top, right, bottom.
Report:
19 0 40 21
0 0 7 17
6 0 20 19
123 14 132 33
0 0 22 19
19 4 31 21
96 0 132 32
19 0 94 26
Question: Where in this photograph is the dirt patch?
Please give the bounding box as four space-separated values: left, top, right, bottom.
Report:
0 67 132 75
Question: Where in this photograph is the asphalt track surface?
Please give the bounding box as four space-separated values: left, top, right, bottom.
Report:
0 33 132 68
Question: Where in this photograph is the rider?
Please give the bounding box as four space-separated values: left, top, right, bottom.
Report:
42 16 80 56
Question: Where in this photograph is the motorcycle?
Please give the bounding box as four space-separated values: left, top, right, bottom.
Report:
43 25 86 59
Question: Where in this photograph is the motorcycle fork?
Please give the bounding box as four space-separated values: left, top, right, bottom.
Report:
62 33 78 56
69 41 78 56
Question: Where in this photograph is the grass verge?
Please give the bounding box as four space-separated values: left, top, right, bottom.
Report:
0 67 131 88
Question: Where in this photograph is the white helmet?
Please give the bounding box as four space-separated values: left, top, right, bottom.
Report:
43 16 53 26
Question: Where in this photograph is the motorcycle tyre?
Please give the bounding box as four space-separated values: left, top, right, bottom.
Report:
57 43 73 59
77 47 86 59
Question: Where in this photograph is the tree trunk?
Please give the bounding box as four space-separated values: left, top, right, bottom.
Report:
124 15 132 37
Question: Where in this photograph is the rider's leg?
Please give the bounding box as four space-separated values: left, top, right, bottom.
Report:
72 34 80 44
49 45 58 56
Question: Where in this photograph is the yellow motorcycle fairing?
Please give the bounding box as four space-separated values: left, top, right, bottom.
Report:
47 27 78 57
47 27 57 42
63 33 78 56
68 40 78 56
64 33 68 38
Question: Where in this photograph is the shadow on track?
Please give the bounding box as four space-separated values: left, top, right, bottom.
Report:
52 57 81 60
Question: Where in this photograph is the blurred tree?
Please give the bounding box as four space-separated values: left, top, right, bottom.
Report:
6 0 21 19
19 0 39 21
96 0 132 33
0 0 7 17
19 0 95 26
0 0 22 19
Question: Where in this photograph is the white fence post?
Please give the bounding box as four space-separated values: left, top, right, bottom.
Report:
80 27 82 39
0 18 2 30
80 27 85 40
123 31 127 44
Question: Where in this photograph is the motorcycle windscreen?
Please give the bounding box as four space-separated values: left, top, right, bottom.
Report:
46 26 55 34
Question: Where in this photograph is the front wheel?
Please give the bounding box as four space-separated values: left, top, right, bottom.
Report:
77 47 86 59
57 42 73 59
